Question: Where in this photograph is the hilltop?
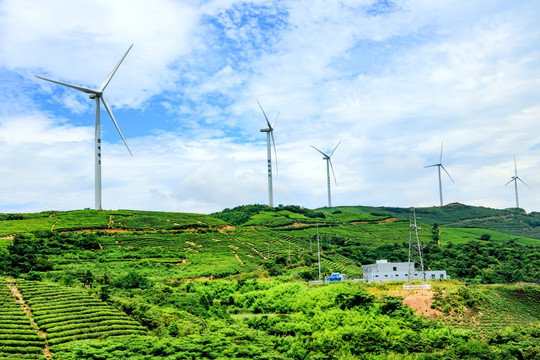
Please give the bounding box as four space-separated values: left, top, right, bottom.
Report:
0 204 539 359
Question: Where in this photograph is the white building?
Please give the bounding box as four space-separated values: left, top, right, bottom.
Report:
362 259 449 283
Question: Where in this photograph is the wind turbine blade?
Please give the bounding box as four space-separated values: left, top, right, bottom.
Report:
330 141 341 157
517 177 532 190
440 164 455 183
504 178 515 186
424 164 438 168
271 112 279 129
311 145 328 157
100 44 133 92
329 159 337 185
270 130 278 175
35 75 97 95
101 96 133 156
514 155 518 177
439 142 444 163
257 100 272 129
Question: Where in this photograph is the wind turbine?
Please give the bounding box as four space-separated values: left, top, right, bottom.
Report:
505 155 530 209
424 142 454 207
311 141 340 208
258 101 279 207
35 45 134 210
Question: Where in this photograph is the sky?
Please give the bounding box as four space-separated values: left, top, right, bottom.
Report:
1 0 539 214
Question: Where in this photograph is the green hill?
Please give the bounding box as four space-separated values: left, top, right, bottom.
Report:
0 204 539 359
0 205 539 282
326 203 540 240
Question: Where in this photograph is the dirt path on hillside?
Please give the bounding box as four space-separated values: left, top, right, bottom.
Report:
50 218 60 231
5 279 53 360
390 289 443 317
233 251 245 266
351 217 397 225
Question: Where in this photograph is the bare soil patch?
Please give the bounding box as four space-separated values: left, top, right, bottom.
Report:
390 289 443 318
218 225 236 232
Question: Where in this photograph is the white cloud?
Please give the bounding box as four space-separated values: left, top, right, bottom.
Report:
0 0 199 107
1 0 540 214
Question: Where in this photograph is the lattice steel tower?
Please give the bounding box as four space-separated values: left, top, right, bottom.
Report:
407 207 427 286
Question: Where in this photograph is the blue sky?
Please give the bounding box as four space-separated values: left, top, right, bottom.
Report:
1 0 539 214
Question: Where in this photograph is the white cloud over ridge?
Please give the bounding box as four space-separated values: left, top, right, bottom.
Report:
0 0 539 214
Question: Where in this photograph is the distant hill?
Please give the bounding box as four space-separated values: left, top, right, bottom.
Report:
324 203 540 240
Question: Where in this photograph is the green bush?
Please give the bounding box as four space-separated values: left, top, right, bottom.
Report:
113 272 151 289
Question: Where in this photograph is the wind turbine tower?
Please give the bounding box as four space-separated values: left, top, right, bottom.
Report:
36 45 134 210
424 142 454 206
258 101 279 207
505 155 531 209
311 141 340 208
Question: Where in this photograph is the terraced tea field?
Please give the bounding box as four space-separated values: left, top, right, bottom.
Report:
0 280 45 359
16 280 147 350
475 285 540 333
0 279 147 358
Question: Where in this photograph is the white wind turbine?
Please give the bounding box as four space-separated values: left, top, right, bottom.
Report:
505 155 530 209
311 141 340 208
424 142 454 207
258 101 279 207
35 45 134 210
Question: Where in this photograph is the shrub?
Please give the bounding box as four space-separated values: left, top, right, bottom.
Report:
335 290 374 310
113 272 151 289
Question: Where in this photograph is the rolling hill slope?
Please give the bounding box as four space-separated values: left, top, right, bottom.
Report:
0 204 538 359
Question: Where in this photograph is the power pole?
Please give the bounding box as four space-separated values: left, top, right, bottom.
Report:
405 207 430 289
317 223 321 281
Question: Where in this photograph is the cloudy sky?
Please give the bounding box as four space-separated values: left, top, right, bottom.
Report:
1 0 539 214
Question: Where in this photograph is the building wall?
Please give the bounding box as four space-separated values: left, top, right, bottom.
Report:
362 260 449 283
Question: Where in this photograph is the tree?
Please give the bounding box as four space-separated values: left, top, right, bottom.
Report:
432 223 440 242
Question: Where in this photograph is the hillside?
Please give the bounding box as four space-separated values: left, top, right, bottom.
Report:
0 205 539 282
0 205 539 359
326 203 540 240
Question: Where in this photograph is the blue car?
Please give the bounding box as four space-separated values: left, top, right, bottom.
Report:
327 273 344 282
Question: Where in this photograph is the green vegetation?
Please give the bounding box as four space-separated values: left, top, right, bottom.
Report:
0 210 227 237
16 280 146 349
35 280 540 359
0 204 538 359
0 280 45 359
325 203 540 240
